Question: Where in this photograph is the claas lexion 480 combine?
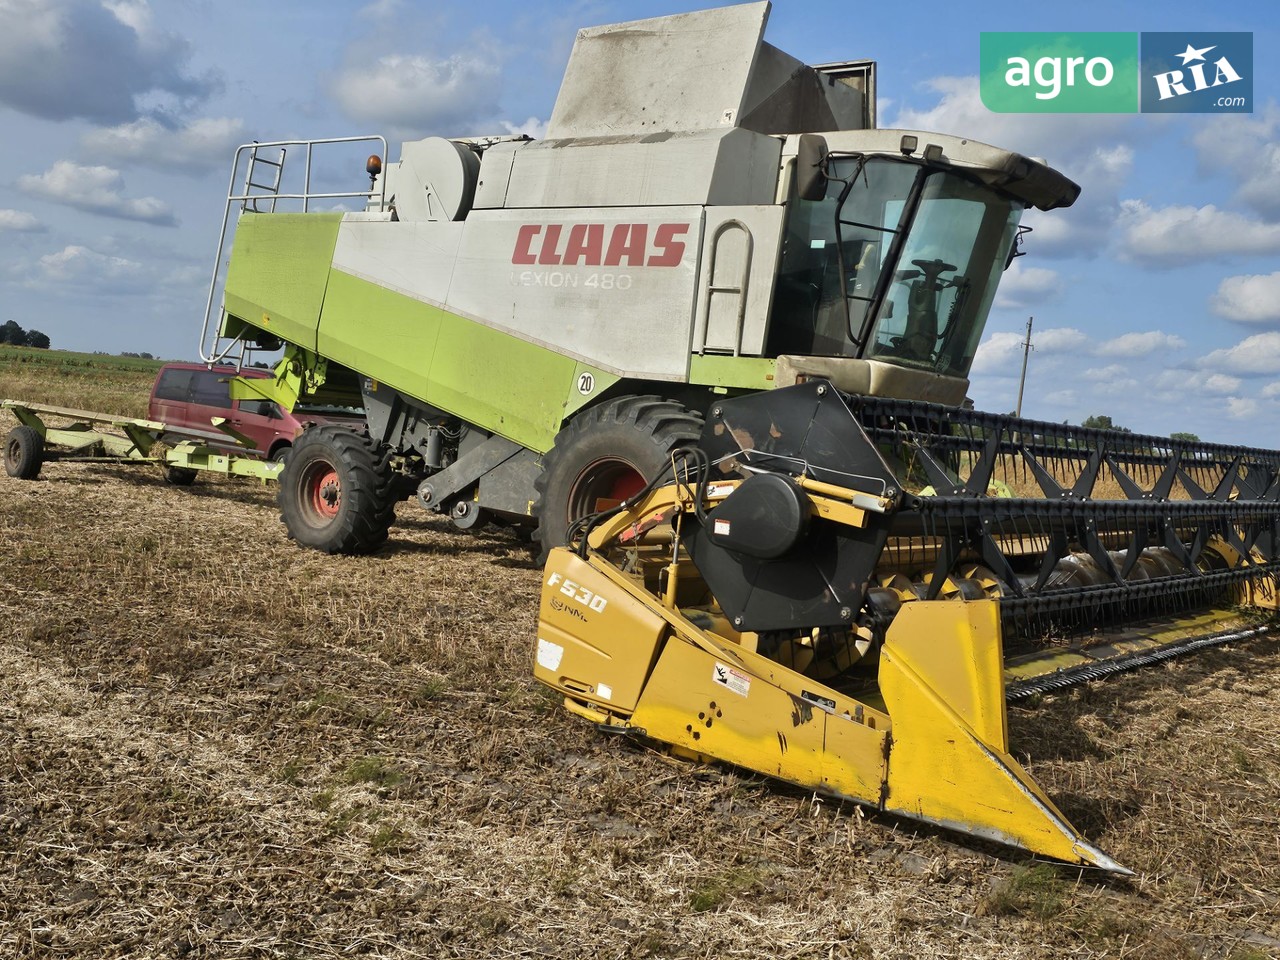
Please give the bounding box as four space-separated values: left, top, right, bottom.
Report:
199 4 1279 871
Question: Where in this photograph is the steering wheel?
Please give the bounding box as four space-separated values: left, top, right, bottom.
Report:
887 259 959 363
911 258 957 285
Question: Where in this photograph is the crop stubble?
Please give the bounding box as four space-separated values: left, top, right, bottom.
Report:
1 400 1279 959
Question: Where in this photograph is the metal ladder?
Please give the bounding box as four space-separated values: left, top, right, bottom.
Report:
198 136 390 365
241 145 286 213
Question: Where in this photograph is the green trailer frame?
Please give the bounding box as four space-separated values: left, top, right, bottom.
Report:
1 399 283 484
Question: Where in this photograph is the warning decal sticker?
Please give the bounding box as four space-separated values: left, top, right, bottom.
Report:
712 662 751 697
537 638 564 671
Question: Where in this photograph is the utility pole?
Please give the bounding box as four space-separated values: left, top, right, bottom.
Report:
1015 316 1034 418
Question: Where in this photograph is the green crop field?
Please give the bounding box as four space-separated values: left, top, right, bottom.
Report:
0 345 168 417
2 359 1279 960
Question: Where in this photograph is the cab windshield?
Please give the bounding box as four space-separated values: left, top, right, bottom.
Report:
768 156 1025 378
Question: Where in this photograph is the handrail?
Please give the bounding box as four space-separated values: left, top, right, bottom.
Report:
694 219 753 356
198 136 389 365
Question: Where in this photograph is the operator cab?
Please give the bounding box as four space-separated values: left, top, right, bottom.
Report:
768 131 1079 394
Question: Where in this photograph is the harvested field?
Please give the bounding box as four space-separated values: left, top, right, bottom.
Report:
2 393 1280 959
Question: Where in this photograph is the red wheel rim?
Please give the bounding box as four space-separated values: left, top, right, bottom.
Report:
306 466 341 519
569 458 646 517
607 468 646 502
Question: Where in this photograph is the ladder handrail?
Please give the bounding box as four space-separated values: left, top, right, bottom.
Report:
199 136 389 366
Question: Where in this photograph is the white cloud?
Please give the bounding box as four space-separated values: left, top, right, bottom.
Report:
15 241 199 298
1082 364 1129 382
1118 200 1280 266
358 0 404 19
1190 103 1280 222
0 0 216 124
1095 331 1186 357
17 161 176 226
101 0 149 34
1207 374 1245 394
36 245 144 288
1201 332 1280 376
993 262 1062 309
1210 272 1280 324
1036 327 1090 353
500 116 548 140
1226 397 1260 419
892 76 1137 171
970 331 1023 375
0 209 42 232
329 47 502 136
975 324 1187 385
893 76 1145 257
970 325 1087 376
1153 369 1242 395
81 117 246 174
1077 365 1138 394
1261 382 1280 399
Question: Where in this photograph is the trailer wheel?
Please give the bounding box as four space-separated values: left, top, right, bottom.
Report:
533 396 703 558
278 425 396 554
4 426 44 480
164 466 199 486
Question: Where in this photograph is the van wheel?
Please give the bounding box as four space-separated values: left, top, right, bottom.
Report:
4 426 44 479
532 396 703 560
271 444 291 464
278 425 395 554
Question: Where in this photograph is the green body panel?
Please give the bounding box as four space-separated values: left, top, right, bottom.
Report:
567 363 621 420
317 269 603 452
688 355 777 390
228 349 347 411
166 442 283 482
222 213 344 353
228 361 303 409
220 214 607 451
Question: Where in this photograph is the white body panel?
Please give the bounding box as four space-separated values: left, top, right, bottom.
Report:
334 207 732 381
498 128 781 210
332 220 464 307
693 205 786 356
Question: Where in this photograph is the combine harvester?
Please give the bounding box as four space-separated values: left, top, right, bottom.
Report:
103 3 1275 868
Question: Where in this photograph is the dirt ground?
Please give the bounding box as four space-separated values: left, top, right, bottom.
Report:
2 432 1279 958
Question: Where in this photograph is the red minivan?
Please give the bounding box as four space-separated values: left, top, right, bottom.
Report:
148 363 364 461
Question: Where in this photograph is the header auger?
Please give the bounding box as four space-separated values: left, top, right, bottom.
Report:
533 381 1280 871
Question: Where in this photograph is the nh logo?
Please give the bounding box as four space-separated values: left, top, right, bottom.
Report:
1152 43 1243 100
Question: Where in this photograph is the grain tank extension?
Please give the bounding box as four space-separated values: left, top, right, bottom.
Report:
210 1 1078 553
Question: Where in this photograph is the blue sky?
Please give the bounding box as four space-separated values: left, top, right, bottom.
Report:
0 0 1277 442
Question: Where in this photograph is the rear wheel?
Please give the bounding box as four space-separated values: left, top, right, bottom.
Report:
4 426 44 479
278 425 395 554
533 396 702 558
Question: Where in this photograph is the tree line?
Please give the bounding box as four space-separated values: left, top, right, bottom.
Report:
1 320 51 350
1082 413 1198 443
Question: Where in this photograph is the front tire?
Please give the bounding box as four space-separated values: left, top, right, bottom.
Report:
278 425 395 554
533 396 702 558
4 426 44 479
